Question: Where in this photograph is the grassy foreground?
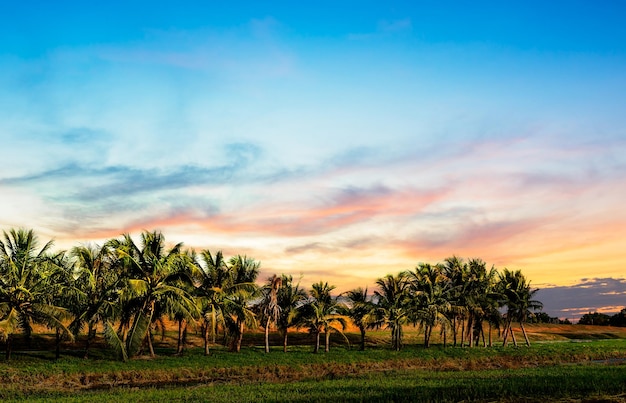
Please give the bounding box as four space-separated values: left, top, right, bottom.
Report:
2 335 626 402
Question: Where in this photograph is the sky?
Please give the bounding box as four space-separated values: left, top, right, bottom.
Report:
1 1 625 320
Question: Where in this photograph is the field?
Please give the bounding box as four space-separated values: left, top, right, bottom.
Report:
1 323 626 402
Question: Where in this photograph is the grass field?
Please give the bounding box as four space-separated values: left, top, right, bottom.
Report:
1 324 626 401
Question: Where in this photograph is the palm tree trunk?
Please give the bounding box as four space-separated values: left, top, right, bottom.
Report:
203 322 210 356
314 330 320 353
452 316 457 347
510 325 518 347
480 325 486 347
443 325 447 348
84 322 94 359
460 317 465 347
325 328 331 352
6 334 12 361
211 309 217 344
520 321 530 346
55 328 61 360
488 322 492 347
177 319 186 354
282 330 288 353
359 327 366 351
146 331 155 357
466 315 473 347
265 320 271 353
235 322 244 352
502 318 511 346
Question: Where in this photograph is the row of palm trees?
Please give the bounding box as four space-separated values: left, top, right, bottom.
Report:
354 258 543 351
0 228 542 361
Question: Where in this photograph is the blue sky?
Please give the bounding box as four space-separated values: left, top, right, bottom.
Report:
1 1 625 319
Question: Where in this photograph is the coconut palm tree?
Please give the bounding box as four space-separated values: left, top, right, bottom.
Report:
342 287 373 351
69 243 125 358
194 249 229 355
441 256 467 347
371 273 411 351
498 268 543 347
223 255 259 352
407 263 451 348
276 275 307 352
0 229 73 360
111 231 198 359
299 281 347 353
258 274 282 353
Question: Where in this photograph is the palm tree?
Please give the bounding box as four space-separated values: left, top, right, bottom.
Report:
69 243 124 358
300 281 347 353
258 275 282 353
223 255 259 352
194 249 229 355
276 275 307 352
371 273 411 351
342 287 373 351
498 268 543 347
111 231 198 359
463 259 497 347
0 229 73 360
407 263 451 348
441 256 467 347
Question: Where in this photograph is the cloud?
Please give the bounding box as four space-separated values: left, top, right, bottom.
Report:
536 278 626 320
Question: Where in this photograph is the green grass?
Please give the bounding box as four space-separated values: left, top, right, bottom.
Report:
2 339 626 401
7 362 626 402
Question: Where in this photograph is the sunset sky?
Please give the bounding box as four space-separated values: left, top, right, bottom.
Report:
1 1 625 320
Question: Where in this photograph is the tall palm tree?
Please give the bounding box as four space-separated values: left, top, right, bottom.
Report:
0 229 72 360
111 231 198 359
223 255 259 352
407 263 451 348
194 249 229 355
258 274 282 353
371 273 411 351
300 281 347 353
276 275 307 353
498 268 543 347
441 256 467 347
69 243 124 358
342 287 373 351
463 259 497 347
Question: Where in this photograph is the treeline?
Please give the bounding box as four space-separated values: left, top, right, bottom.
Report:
0 228 543 361
578 310 626 326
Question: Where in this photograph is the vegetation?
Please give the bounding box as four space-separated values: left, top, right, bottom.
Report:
0 227 556 361
2 227 625 401
0 337 625 401
579 309 626 327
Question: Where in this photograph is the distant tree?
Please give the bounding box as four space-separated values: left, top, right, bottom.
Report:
560 318 572 325
578 312 611 326
609 308 626 327
528 312 559 323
